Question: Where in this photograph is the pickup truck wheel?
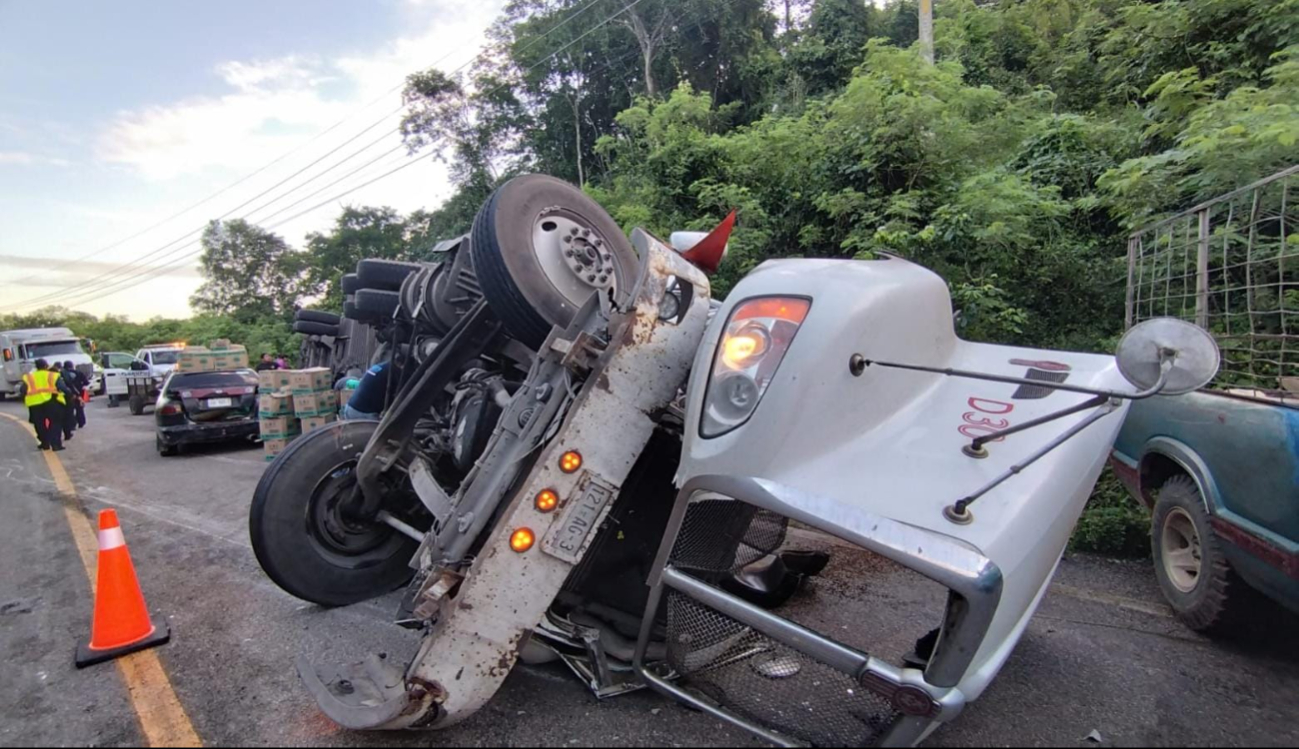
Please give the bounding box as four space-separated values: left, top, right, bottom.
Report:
1151 476 1246 634
250 419 417 607
128 395 145 416
471 174 638 348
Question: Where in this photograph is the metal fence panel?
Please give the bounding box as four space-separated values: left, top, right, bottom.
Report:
1127 165 1299 392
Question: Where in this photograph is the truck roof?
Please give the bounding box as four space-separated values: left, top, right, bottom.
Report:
1 327 76 341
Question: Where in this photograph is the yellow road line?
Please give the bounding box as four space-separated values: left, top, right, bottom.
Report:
0 412 203 747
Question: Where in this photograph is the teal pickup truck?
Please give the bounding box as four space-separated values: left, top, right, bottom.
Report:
1111 391 1299 632
1112 165 1299 633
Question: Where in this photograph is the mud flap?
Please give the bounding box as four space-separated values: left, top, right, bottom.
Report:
295 654 438 730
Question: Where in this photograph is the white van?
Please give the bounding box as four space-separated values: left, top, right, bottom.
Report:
0 328 95 399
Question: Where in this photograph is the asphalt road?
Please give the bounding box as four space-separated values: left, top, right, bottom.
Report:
2 396 1298 748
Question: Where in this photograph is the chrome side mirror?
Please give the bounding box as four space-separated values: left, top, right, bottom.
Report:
1115 318 1220 396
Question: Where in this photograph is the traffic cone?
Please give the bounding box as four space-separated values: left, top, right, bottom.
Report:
75 510 170 668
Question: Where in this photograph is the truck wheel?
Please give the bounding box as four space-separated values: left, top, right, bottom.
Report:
129 395 145 416
357 259 421 292
470 174 638 348
341 273 361 295
249 420 418 607
293 320 341 337
297 309 342 326
1151 476 1246 634
354 289 401 318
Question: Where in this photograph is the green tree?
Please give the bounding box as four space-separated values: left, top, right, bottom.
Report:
303 207 413 309
190 220 304 320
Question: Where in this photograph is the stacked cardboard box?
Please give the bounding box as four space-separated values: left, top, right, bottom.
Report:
291 368 338 436
259 367 341 460
176 342 250 373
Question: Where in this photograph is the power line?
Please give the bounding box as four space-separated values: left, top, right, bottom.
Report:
28 0 649 313
3 0 619 314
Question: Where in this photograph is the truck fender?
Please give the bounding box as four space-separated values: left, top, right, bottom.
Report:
1138 436 1224 513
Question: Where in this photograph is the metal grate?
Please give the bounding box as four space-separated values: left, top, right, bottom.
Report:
1127 164 1299 393
669 498 789 578
666 591 899 747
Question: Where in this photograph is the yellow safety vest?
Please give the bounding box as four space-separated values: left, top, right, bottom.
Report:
22 370 65 407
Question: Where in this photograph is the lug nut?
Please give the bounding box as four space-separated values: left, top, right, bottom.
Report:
565 250 574 257
588 275 597 282
581 229 591 237
564 236 573 243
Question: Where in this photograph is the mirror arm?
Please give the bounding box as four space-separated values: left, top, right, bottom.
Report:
862 357 1174 402
967 361 1174 451
969 394 1110 451
947 400 1122 523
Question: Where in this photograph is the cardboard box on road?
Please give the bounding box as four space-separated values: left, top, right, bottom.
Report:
288 367 333 394
262 435 296 461
300 413 337 433
258 392 294 418
258 415 300 439
258 369 293 392
293 390 338 417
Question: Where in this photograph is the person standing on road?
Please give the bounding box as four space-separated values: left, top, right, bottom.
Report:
255 353 277 372
63 360 87 432
275 353 288 370
18 358 66 451
49 363 78 441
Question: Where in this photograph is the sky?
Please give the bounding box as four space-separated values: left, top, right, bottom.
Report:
0 0 508 320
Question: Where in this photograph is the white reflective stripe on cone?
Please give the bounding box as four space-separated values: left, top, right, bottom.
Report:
98 527 126 551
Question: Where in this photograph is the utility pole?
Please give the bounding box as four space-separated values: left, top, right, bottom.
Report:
919 0 934 64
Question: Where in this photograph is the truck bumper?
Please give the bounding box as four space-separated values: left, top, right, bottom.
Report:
633 475 1004 748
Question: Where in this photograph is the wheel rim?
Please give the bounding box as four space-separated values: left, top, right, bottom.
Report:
532 210 621 304
303 461 398 567
1161 508 1203 594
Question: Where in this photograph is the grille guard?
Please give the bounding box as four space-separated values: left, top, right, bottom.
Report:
632 475 1004 748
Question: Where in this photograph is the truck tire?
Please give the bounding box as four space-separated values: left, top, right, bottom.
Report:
354 288 401 318
341 273 361 295
249 420 418 607
470 174 638 347
1151 476 1248 634
129 395 145 416
297 309 341 326
293 320 340 337
357 259 421 291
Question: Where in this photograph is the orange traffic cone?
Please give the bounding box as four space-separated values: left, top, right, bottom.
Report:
75 510 170 668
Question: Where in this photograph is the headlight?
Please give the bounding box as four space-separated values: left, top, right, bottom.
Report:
700 296 810 438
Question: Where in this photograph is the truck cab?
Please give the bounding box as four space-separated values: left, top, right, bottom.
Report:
135 344 184 377
0 328 94 398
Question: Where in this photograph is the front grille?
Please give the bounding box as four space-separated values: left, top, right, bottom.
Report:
657 496 958 746
670 497 788 578
666 590 899 747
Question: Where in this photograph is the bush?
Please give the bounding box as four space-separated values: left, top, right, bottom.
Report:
1070 467 1151 557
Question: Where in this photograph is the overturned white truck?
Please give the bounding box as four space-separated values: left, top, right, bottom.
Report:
249 175 1217 746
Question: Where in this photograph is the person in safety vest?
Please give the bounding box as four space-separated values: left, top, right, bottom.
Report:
18 358 66 451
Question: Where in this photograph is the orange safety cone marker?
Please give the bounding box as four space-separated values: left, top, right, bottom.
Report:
75 510 170 668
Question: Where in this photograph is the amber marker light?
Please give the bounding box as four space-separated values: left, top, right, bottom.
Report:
510 528 536 553
560 450 583 473
535 489 559 513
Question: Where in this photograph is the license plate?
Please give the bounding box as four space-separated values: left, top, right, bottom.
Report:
205 397 233 408
543 474 616 563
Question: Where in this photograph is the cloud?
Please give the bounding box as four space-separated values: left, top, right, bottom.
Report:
96 0 505 183
0 151 69 167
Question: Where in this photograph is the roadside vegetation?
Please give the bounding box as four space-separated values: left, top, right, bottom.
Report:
5 0 1295 553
